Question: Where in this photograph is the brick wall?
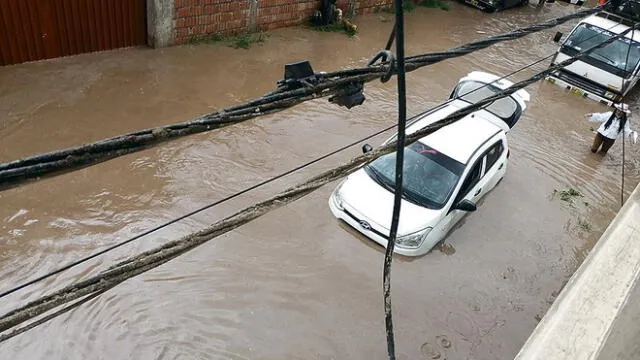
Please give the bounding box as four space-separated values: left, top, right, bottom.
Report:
173 0 393 44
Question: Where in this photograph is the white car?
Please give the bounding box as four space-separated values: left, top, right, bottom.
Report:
328 71 530 256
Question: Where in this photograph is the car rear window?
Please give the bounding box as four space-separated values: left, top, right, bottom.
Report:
453 80 521 126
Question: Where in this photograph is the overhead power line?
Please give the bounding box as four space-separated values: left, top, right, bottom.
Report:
383 0 408 358
620 20 636 206
5 7 626 301
0 53 557 302
8 14 620 301
0 21 634 342
0 127 394 300
0 4 606 191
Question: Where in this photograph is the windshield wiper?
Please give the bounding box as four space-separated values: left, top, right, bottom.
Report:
403 188 439 209
365 166 395 193
401 189 425 205
592 52 617 66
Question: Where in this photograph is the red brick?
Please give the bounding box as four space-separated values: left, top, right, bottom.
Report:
176 0 325 37
175 0 190 8
176 6 191 18
176 27 190 38
232 2 249 11
203 23 219 33
212 3 227 12
258 6 284 15
260 0 314 7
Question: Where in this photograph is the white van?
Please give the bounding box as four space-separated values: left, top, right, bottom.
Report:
546 6 640 105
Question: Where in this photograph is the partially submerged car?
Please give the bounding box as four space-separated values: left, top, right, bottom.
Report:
328 71 530 256
460 0 528 12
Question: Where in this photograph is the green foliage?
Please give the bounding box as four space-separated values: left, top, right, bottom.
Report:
552 187 583 205
307 22 358 37
188 32 267 49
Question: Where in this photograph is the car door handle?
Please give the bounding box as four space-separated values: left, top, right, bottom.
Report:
498 163 504 170
474 188 482 196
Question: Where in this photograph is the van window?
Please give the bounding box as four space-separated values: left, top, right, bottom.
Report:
485 140 505 171
562 23 640 76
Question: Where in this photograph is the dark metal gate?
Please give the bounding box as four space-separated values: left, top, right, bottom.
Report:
0 0 146 66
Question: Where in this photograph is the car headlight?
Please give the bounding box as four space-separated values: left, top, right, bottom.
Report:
604 91 615 99
331 181 345 211
395 228 432 249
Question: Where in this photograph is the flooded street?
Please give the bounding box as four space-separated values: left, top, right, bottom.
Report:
2 3 640 359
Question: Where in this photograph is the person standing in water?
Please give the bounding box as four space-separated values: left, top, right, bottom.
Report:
585 102 638 154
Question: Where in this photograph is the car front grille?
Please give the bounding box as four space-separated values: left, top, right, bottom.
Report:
554 69 614 97
343 208 389 240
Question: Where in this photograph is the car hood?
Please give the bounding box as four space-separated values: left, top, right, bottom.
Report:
338 169 443 235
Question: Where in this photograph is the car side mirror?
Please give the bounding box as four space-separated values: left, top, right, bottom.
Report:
362 144 373 154
553 31 563 43
455 199 477 212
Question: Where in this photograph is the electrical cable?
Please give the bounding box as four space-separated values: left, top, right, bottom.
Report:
622 106 626 206
1 22 635 341
0 5 620 301
0 44 555 301
0 286 111 343
383 0 407 358
0 127 391 300
0 4 609 191
620 20 635 206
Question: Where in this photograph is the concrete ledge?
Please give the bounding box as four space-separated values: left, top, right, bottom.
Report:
514 184 640 360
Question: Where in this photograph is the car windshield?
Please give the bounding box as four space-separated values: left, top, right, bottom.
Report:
454 80 520 121
364 142 465 209
563 23 640 74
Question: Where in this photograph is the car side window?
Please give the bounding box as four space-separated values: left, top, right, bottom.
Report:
484 140 505 171
458 158 483 199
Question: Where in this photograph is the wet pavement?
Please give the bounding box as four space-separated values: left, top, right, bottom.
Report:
1 2 640 359
515 183 640 360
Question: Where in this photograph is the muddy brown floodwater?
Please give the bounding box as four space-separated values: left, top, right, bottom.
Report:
1 3 640 360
